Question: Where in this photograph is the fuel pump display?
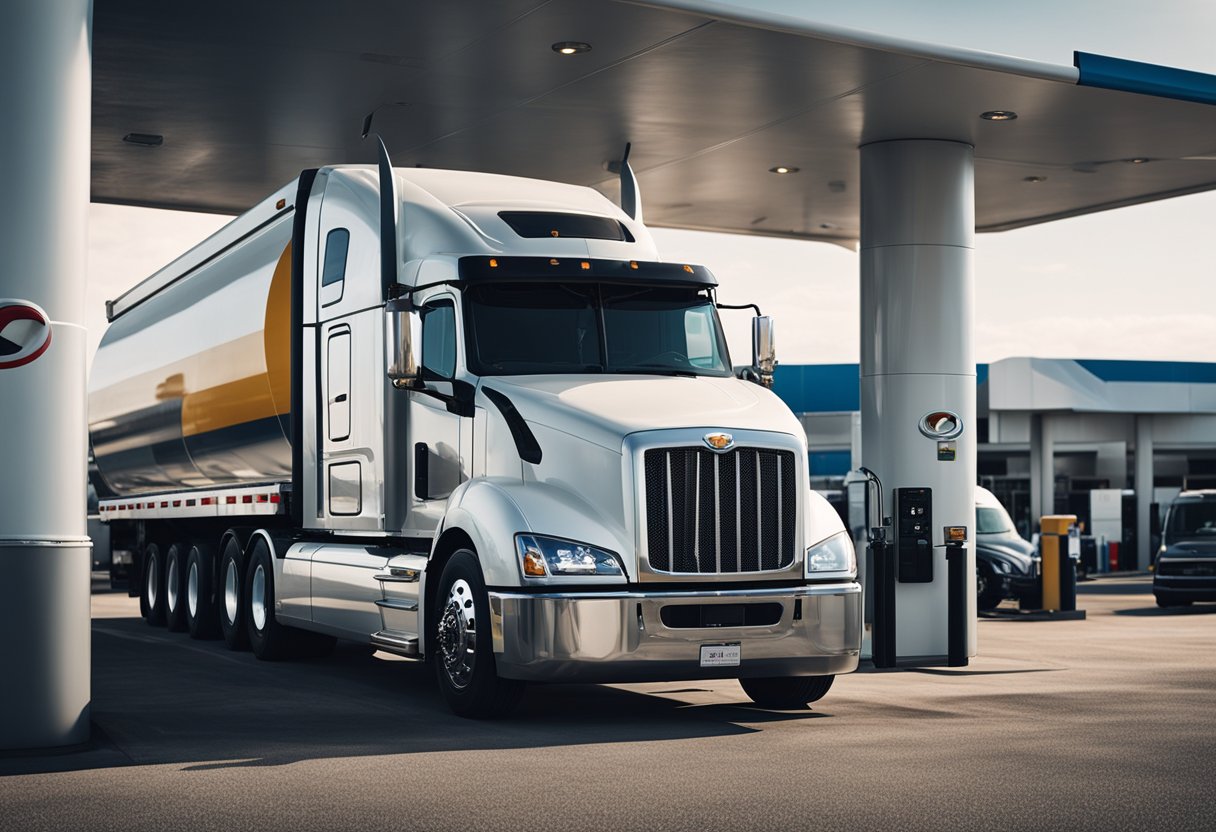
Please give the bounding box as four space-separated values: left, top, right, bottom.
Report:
895 487 934 583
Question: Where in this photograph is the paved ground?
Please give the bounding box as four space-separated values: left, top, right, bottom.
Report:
1 577 1213 832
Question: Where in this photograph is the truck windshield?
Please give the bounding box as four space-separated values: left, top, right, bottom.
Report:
464 282 733 377
1166 501 1216 541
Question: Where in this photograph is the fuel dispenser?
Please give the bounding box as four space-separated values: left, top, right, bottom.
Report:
1037 515 1085 619
858 468 896 669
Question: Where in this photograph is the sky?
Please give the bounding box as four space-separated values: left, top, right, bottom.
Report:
85 1 1216 367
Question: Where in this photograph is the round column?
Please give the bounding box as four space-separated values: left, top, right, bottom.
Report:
0 0 93 749
860 139 978 660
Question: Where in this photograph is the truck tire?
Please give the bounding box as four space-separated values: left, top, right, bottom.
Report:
244 538 335 660
739 674 835 709
141 542 167 626
432 550 525 719
219 537 249 650
164 542 190 632
186 542 220 640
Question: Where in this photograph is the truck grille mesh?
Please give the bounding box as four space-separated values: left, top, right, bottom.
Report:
644 447 796 574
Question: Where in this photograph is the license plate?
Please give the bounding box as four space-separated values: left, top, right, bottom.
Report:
700 643 741 668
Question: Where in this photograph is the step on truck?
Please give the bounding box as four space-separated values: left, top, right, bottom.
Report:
89 147 862 717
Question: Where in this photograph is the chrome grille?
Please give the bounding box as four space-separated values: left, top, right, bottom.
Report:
644 447 796 574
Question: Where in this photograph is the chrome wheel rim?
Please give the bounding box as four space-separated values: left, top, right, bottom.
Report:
187 560 199 618
146 551 158 608
166 553 179 613
251 563 267 632
438 579 476 690
224 558 239 624
976 568 988 598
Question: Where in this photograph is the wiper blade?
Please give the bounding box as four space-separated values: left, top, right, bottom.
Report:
612 366 698 377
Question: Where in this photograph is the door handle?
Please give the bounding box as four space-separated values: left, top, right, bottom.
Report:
330 393 348 404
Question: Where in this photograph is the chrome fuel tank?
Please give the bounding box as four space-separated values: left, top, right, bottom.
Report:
89 204 295 495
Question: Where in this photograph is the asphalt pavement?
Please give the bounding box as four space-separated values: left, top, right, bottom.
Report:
1 575 1213 832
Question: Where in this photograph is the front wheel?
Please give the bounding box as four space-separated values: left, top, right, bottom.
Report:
432 550 525 719
739 675 834 709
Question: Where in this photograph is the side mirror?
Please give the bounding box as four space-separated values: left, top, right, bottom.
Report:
385 299 420 387
751 315 776 387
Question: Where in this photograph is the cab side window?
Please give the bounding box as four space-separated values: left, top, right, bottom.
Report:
421 300 456 380
319 228 349 307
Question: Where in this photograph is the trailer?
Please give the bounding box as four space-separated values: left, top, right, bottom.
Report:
90 151 861 717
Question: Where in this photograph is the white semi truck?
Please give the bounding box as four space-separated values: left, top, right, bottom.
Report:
89 149 861 717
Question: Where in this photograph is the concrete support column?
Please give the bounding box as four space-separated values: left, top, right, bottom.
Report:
1039 413 1056 522
0 0 93 749
1135 415 1154 570
1029 414 1043 524
860 140 977 660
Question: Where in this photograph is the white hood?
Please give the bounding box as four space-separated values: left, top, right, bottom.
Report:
483 374 805 452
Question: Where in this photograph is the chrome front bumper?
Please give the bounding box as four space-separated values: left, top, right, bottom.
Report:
488 582 861 683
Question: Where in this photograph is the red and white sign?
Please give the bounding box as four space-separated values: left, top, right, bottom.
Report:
0 300 53 370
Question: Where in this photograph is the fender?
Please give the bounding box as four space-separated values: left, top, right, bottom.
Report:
437 476 634 587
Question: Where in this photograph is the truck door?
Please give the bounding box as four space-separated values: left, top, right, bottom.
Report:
406 295 466 533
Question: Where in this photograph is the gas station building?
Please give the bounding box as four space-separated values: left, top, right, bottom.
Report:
783 357 1216 565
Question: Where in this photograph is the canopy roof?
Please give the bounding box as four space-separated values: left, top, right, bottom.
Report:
92 0 1216 244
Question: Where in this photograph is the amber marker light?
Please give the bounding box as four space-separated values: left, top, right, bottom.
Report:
488 258 498 268
522 551 547 577
629 261 639 270
945 526 968 543
580 261 591 270
275 198 286 210
549 258 560 266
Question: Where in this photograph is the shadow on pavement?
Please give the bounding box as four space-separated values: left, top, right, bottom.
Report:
1114 604 1216 617
2 611 828 777
1077 581 1152 595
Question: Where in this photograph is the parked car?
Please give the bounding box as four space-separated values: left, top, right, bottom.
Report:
1153 490 1216 608
975 487 1039 610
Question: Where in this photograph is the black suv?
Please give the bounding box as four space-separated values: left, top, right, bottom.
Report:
1154 491 1216 608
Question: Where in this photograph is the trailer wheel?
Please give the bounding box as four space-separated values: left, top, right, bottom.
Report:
432 550 525 719
141 542 167 626
186 542 220 640
219 537 249 650
739 675 835 709
164 542 190 632
244 538 334 660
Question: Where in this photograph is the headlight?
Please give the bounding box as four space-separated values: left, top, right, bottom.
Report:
806 531 855 574
992 559 1011 574
516 534 625 580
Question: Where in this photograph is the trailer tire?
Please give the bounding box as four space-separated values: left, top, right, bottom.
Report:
164 542 190 632
244 538 331 660
219 537 249 650
739 674 835 709
141 542 167 626
186 542 221 640
432 550 525 719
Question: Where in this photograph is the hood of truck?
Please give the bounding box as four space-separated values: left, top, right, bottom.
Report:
482 374 804 452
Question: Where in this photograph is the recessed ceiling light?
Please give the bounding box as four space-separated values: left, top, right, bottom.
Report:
1124 157 1150 164
769 166 800 174
1024 175 1047 183
980 110 1018 121
123 132 163 147
552 41 591 55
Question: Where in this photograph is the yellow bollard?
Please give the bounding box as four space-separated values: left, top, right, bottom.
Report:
1040 515 1076 611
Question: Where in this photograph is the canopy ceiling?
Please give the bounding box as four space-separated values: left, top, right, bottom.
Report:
92 0 1216 244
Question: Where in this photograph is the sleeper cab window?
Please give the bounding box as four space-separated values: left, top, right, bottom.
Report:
319 228 350 307
421 300 456 380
